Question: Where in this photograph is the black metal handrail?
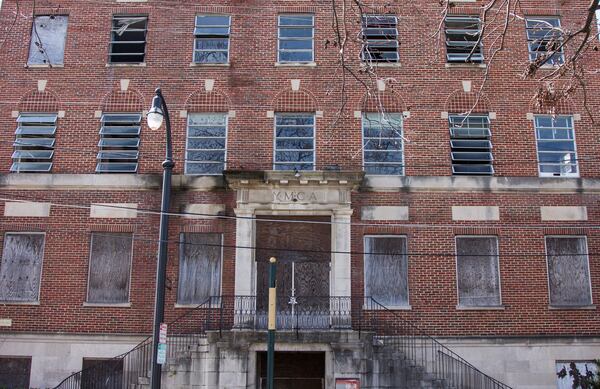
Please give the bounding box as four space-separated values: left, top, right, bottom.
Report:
53 297 214 389
363 297 512 389
52 295 512 389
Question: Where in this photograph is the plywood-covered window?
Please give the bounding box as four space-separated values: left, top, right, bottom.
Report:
28 15 68 65
177 233 222 305
546 236 592 307
364 236 409 307
0 357 31 388
0 233 45 302
87 233 133 304
456 236 501 307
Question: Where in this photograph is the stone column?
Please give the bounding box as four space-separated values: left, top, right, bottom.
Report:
234 208 255 296
331 209 353 297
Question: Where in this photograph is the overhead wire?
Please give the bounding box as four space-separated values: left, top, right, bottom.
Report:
0 192 599 231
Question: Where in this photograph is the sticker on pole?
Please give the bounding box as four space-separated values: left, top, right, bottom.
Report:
157 343 167 365
159 323 168 344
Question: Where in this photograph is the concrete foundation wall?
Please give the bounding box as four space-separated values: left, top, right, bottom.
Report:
0 333 144 388
440 337 600 389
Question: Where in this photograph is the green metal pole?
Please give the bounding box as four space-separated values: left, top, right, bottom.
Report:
267 257 277 389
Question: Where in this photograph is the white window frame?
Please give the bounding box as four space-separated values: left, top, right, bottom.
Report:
454 235 502 308
445 15 484 63
193 15 231 64
363 235 410 309
108 15 148 64
85 232 134 305
0 232 46 303
525 16 565 66
185 113 228 175
533 115 579 178
11 113 57 173
273 113 316 171
176 233 224 307
361 112 404 176
360 14 399 63
277 14 315 64
544 235 593 308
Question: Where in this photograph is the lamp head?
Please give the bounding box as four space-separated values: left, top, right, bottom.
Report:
147 93 164 131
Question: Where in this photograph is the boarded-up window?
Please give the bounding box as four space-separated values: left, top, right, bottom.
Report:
546 236 592 306
87 233 133 304
28 15 68 65
456 236 501 307
0 233 45 302
81 358 123 389
364 236 409 307
177 233 222 305
0 357 31 388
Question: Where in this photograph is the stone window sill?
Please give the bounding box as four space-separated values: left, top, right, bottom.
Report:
275 62 317 67
364 304 411 310
362 62 401 68
175 303 221 308
83 302 132 308
0 301 40 306
25 64 64 68
456 305 505 310
549 305 596 310
189 62 230 67
445 63 487 69
106 63 146 68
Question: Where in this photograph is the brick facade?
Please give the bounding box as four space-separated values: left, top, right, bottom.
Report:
0 0 599 386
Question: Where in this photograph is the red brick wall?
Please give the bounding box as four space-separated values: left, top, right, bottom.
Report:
0 0 597 337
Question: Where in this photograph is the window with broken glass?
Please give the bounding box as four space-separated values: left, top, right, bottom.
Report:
194 15 230 64
526 17 564 66
278 15 314 63
361 15 399 63
534 115 578 177
455 236 501 307
449 114 493 175
28 15 68 65
186 113 227 175
11 113 57 173
96 113 141 173
362 113 404 175
364 236 409 307
87 233 133 304
445 15 483 63
545 236 592 307
177 233 222 305
274 114 315 171
109 15 148 64
0 233 45 303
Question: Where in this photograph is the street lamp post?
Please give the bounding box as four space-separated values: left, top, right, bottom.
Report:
147 88 174 389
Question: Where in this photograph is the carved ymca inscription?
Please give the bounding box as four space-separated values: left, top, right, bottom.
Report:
272 190 318 203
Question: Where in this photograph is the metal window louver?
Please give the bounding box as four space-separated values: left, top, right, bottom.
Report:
449 114 493 175
361 15 399 63
11 113 57 173
194 15 231 64
445 15 483 63
109 16 148 64
96 113 141 173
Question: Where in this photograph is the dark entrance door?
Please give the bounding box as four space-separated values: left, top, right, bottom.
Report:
257 351 325 389
256 216 331 329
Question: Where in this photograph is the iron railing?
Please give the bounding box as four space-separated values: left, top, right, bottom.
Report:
53 297 216 389
53 295 512 389
362 298 513 389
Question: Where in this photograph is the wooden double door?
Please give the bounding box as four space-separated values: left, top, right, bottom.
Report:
255 216 331 329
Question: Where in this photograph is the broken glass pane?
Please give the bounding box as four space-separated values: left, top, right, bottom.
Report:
28 15 68 65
